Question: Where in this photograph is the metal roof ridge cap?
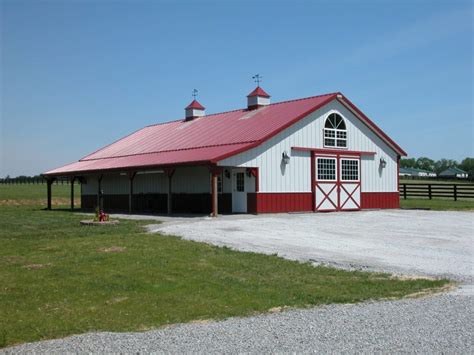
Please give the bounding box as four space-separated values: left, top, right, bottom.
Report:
156 92 340 121
145 118 184 128
86 92 339 146
265 92 339 107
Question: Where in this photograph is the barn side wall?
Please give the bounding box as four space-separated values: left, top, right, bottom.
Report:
80 166 233 213
218 100 400 211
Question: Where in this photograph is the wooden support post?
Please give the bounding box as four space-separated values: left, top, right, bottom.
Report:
164 168 175 215
208 166 223 217
403 184 407 200
211 172 218 217
97 175 103 210
167 175 172 215
47 178 53 210
70 177 76 211
428 184 432 200
454 184 457 201
128 172 136 214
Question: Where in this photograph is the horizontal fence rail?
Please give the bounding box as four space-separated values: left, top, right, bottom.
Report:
399 183 474 201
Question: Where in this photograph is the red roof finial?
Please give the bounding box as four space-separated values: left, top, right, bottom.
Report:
185 99 205 110
247 86 270 98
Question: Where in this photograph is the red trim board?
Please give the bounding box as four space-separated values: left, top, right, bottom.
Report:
360 192 399 209
247 193 313 213
292 147 376 156
247 191 398 213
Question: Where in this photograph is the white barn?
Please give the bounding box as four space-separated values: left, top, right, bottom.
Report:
44 87 406 215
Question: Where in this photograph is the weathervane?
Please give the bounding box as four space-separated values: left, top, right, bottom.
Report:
252 74 262 86
192 89 198 99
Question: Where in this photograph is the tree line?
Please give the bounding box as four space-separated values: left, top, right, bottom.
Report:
401 157 474 176
0 175 72 184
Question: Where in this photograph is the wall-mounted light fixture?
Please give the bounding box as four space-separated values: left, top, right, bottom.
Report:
380 157 387 168
282 151 290 165
224 169 230 179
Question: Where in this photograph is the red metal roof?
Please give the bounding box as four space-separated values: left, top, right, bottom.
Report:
44 92 406 176
185 99 205 110
247 86 270 98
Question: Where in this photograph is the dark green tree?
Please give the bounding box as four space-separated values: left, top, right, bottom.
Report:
400 158 416 168
459 158 474 177
415 157 435 171
434 159 458 174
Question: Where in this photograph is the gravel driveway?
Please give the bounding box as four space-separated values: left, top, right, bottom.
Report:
4 210 473 353
152 210 474 282
4 292 472 354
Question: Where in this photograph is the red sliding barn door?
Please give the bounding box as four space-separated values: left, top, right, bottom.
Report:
314 155 361 212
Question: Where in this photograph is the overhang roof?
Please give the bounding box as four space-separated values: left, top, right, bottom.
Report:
44 92 406 176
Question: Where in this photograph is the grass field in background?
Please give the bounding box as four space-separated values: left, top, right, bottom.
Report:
398 179 474 210
400 198 474 210
0 183 81 207
0 185 451 348
399 179 472 184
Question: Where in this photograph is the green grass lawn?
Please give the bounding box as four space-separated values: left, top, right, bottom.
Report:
400 198 474 210
0 186 450 348
0 183 81 208
398 180 474 210
399 179 473 184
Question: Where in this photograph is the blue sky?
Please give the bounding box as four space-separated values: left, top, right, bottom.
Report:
1 0 473 177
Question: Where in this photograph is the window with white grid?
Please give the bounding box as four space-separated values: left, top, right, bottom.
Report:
341 159 359 181
317 158 337 181
217 174 223 193
236 172 245 192
324 113 347 148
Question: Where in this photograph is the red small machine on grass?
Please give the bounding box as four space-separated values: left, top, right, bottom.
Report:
95 208 109 222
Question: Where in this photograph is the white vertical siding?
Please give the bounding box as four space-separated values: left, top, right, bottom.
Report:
218 100 399 193
172 166 211 193
222 171 232 193
81 166 212 195
82 176 98 195
246 173 256 193
102 174 128 194
134 173 167 193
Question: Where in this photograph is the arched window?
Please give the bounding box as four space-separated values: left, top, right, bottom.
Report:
324 113 347 148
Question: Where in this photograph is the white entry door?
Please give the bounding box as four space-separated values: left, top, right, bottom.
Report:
232 170 247 213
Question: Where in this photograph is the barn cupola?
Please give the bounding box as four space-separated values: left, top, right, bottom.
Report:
247 75 270 110
185 89 205 121
185 100 205 121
